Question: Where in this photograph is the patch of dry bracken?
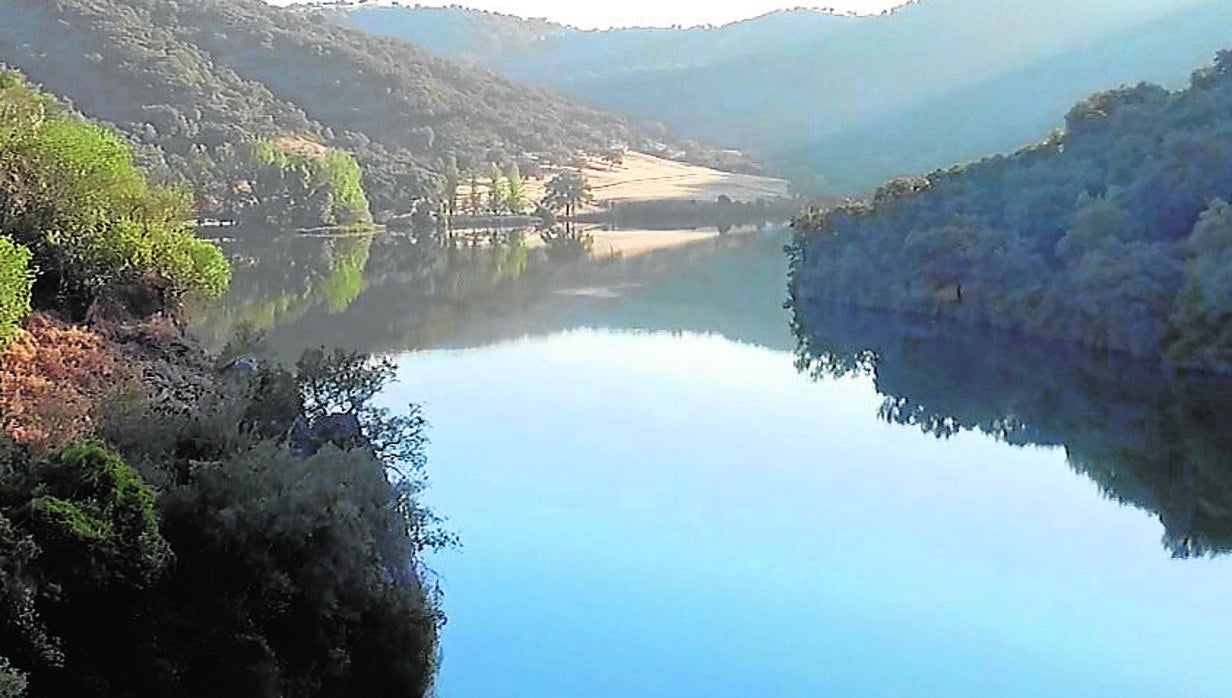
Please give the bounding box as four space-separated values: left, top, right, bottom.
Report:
0 313 137 449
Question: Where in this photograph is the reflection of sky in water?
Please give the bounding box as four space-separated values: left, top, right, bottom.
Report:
383 330 1232 698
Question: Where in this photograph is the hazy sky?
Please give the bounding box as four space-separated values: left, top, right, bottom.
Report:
266 1 908 29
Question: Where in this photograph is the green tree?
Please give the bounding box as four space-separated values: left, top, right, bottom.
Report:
505 162 527 214
1167 198 1232 365
543 171 593 230
25 444 170 591
488 163 509 214
468 173 481 216
0 72 230 312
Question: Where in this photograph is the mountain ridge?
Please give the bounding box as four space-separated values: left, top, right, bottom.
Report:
327 0 1229 193
0 0 709 221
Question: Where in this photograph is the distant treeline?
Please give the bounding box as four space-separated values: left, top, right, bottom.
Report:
331 1 1232 195
791 49 1232 370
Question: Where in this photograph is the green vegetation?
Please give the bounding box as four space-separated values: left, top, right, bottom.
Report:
0 349 448 698
0 71 229 316
0 65 441 697
790 50 1232 370
0 0 659 221
334 0 1232 192
253 140 373 225
26 443 170 590
543 171 593 221
506 162 528 214
0 240 32 344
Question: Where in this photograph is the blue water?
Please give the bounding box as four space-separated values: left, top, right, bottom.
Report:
384 329 1232 698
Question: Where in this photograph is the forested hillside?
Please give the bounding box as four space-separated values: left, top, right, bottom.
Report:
790 50 1232 370
0 69 448 698
0 0 655 221
330 0 1232 193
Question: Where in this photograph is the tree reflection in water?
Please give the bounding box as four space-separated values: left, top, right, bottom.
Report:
792 302 1232 559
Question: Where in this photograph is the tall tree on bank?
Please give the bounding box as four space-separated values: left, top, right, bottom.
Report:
488 163 509 214
543 171 592 231
442 153 460 217
506 162 528 214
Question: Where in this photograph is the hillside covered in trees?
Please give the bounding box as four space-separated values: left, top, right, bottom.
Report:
329 0 1232 193
790 49 1232 370
0 0 675 223
0 69 448 697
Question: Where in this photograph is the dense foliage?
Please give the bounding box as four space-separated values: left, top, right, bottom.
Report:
790 50 1232 369
0 0 664 219
0 239 31 344
251 139 373 226
331 0 1232 192
0 72 229 316
0 346 448 698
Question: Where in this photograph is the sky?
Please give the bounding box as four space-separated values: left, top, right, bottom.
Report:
265 1 908 30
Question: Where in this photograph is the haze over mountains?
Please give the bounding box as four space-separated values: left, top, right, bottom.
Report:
330 0 1232 192
0 0 675 219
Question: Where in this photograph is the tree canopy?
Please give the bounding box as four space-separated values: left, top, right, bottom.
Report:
791 49 1232 370
0 71 229 317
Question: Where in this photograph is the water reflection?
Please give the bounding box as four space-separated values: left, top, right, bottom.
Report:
193 224 792 358
792 303 1232 558
198 220 1232 563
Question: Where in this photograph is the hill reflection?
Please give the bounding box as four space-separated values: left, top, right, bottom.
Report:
193 226 795 357
792 303 1232 559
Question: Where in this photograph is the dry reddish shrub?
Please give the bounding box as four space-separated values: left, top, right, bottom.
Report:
1 313 137 449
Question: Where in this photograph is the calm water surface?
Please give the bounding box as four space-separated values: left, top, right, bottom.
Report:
211 226 1232 696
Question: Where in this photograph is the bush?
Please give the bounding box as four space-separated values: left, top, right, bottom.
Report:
0 239 32 344
253 140 374 226
0 315 135 450
27 443 170 590
0 656 26 698
0 71 230 313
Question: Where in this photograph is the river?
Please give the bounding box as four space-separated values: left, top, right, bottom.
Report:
201 225 1232 697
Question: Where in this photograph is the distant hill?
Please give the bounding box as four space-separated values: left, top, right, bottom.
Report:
328 0 1232 193
0 0 677 221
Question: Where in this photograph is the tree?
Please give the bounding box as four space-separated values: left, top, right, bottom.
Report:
505 162 527 215
0 72 230 314
442 153 459 217
600 146 625 170
542 171 592 230
24 444 170 592
467 174 480 216
487 163 509 214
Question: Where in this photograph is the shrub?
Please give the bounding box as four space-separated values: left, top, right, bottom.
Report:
0 315 135 449
0 71 230 313
28 443 170 590
0 656 26 698
0 239 32 344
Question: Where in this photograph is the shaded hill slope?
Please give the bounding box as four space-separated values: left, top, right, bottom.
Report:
0 0 657 219
329 0 1230 193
